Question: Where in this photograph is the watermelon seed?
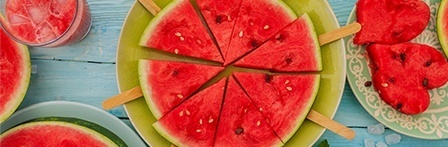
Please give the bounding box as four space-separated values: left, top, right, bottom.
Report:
177 94 184 99
389 78 395 83
286 86 293 91
259 107 263 111
180 36 185 41
264 74 272 83
179 111 184 116
208 118 214 123
196 39 202 44
196 129 202 133
396 103 403 110
199 119 203 125
285 80 290 84
364 81 373 87
239 31 244 37
257 120 261 126
275 34 283 41
174 49 179 54
399 53 406 62
285 58 292 64
250 40 259 48
423 78 429 87
172 70 179 76
186 110 191 115
381 83 389 88
235 127 244 134
244 108 248 113
175 32 182 37
215 15 224 24
227 16 232 21
263 25 270 30
424 61 432 67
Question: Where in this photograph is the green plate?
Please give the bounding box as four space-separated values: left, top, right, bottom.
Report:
346 0 448 139
116 0 346 146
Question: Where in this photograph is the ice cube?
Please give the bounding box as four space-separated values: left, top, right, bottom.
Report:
8 14 29 25
31 65 38 74
376 142 388 147
27 5 48 24
36 22 57 43
364 139 375 147
367 124 385 135
385 133 401 145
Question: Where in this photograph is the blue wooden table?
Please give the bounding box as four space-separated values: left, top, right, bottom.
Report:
13 0 448 146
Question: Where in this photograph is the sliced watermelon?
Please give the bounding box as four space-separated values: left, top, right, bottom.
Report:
214 77 283 146
153 78 226 146
139 0 223 63
234 13 322 72
354 0 430 45
0 26 30 123
138 60 224 119
437 0 448 57
233 72 320 143
0 117 126 146
223 0 297 65
367 43 448 114
195 0 243 56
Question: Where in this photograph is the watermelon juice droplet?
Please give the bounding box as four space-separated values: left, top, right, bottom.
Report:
1 0 92 47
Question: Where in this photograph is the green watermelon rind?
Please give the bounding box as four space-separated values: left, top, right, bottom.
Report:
437 0 448 57
0 117 126 147
152 121 184 146
138 0 182 47
302 13 323 71
281 74 321 143
138 60 163 119
0 14 31 124
272 0 298 20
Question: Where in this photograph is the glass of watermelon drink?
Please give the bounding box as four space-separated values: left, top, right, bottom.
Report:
0 0 92 48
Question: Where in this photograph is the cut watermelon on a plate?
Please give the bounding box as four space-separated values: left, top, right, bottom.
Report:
223 0 297 65
138 60 224 119
234 13 322 72
233 72 320 142
0 26 30 123
367 43 448 114
153 78 226 147
139 0 223 63
214 77 283 146
354 0 430 45
195 0 243 56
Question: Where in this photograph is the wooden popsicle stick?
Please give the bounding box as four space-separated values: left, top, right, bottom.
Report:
306 109 356 140
318 22 361 46
138 0 161 16
102 86 143 110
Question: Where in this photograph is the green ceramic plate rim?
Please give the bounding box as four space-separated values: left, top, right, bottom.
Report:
116 0 346 146
345 0 448 140
0 101 146 146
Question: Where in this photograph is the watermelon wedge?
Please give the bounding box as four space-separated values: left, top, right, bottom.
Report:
367 43 448 114
153 78 226 147
234 13 322 72
0 117 126 146
138 60 224 119
139 0 223 63
354 0 430 45
223 0 297 65
0 26 30 123
437 0 448 57
233 72 320 142
214 77 283 146
195 0 243 56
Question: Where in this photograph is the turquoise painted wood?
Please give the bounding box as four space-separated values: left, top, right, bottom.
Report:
8 0 447 146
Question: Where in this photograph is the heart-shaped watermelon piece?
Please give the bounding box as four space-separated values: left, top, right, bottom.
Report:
367 43 448 114
354 0 430 45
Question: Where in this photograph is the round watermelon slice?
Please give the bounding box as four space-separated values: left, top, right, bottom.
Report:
0 117 126 146
139 0 223 63
138 60 224 119
437 0 448 57
0 25 30 123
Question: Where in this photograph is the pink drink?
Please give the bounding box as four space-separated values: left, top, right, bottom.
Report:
2 0 91 47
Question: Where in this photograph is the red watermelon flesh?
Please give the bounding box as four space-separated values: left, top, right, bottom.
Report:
139 0 223 63
5 0 77 44
223 0 297 65
195 0 243 56
0 26 30 123
214 77 283 147
234 14 322 72
138 60 224 119
367 43 448 114
233 72 320 142
354 0 430 45
153 78 226 147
